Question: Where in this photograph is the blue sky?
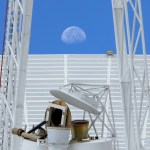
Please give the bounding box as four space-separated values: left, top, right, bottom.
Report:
0 0 150 54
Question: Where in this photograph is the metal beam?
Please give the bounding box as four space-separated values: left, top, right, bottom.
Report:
112 0 150 149
11 0 33 150
111 1 134 149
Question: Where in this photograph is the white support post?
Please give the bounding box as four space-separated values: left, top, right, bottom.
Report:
0 0 22 149
106 53 112 137
111 1 134 150
0 0 33 150
112 0 150 149
123 1 141 149
64 55 68 84
11 1 33 150
24 92 29 131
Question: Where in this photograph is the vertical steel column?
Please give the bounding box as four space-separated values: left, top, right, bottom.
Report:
111 1 134 150
137 0 150 147
0 0 33 150
11 0 33 150
64 55 68 84
123 1 141 149
112 0 150 149
0 0 21 149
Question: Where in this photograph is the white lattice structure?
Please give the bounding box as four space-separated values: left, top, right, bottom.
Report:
25 54 150 150
0 0 150 150
51 83 117 139
0 0 33 150
0 54 150 150
112 0 150 150
21 54 150 150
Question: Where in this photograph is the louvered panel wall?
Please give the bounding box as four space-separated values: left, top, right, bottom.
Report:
1 54 150 150
110 56 126 150
67 55 109 136
26 55 65 127
145 55 150 150
128 55 150 150
25 54 127 150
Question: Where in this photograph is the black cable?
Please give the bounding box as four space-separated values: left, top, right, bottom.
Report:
27 121 47 133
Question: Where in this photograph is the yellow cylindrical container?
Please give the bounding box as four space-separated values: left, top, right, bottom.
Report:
71 120 89 141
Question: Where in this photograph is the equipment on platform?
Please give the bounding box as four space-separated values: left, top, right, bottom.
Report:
12 128 41 142
45 100 71 128
50 83 116 139
47 127 70 150
12 100 72 150
70 120 89 141
12 83 116 150
12 121 47 142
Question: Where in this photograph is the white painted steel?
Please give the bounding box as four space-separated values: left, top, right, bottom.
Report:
48 145 68 150
22 139 47 150
51 83 117 142
0 0 33 150
25 54 150 150
0 0 149 150
111 1 134 150
21 138 112 150
68 139 113 150
47 127 70 144
0 54 150 150
112 0 150 150
11 1 33 150
26 54 123 149
50 89 99 115
35 127 70 150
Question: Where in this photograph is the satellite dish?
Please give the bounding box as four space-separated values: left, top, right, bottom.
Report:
50 84 116 140
50 89 99 115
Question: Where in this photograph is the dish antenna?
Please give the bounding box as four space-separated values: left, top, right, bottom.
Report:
50 83 117 139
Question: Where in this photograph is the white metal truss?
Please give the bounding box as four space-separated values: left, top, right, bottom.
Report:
53 83 119 149
15 54 150 150
0 0 33 150
112 0 150 150
0 0 149 150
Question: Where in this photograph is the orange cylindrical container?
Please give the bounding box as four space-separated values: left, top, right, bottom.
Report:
71 120 89 141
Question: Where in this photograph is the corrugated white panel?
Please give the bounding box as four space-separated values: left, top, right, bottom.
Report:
1 54 150 150
110 56 126 150
25 54 127 149
26 55 65 126
135 55 150 150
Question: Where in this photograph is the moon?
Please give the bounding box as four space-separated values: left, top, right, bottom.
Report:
61 26 86 44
